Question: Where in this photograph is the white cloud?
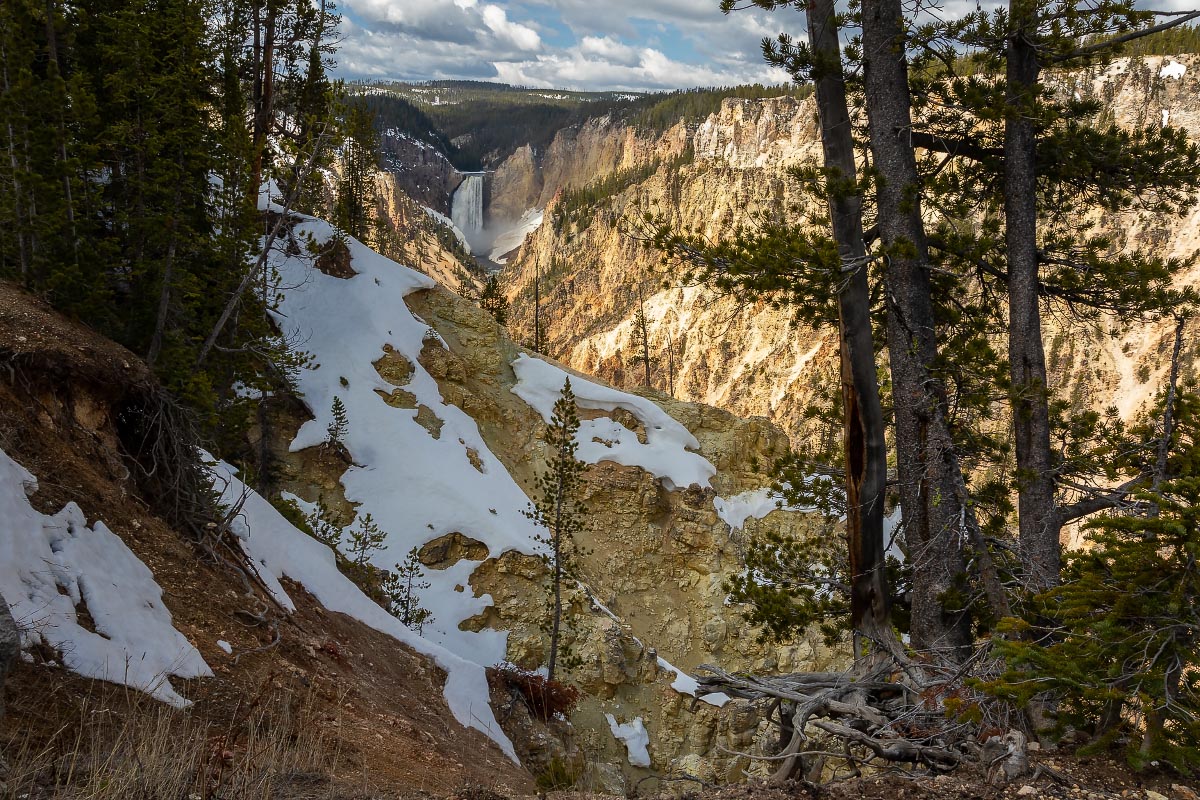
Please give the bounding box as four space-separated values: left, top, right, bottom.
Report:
481 4 542 51
492 46 788 91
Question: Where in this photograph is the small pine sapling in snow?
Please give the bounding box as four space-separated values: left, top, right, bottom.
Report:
325 396 348 447
524 378 591 682
345 513 386 567
303 497 343 550
343 512 388 590
383 547 434 634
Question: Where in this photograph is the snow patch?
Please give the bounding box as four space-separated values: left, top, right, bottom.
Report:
488 208 544 262
656 657 730 707
713 488 781 532
216 640 233 655
1161 60 1187 80
0 448 211 708
511 354 716 490
605 714 652 767
421 206 472 254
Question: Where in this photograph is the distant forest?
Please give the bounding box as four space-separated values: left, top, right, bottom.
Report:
351 82 809 170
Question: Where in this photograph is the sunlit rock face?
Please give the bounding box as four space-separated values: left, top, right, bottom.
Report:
499 56 1200 462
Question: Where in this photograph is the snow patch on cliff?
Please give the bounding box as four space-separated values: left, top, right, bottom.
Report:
511 353 716 490
605 714 652 767
1161 60 1187 80
713 488 781 532
489 208 543 263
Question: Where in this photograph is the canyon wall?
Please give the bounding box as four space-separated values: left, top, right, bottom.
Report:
499 56 1200 449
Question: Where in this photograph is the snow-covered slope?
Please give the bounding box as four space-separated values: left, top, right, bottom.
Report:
209 459 517 759
0 448 211 707
271 217 544 661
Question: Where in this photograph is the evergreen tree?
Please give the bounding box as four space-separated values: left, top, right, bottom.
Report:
334 99 379 243
304 496 343 549
326 396 348 446
524 378 590 681
477 273 509 325
633 287 652 387
383 547 434 634
985 391 1200 770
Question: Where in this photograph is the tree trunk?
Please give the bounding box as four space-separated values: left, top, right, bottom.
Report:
1005 18 1059 593
548 450 566 683
860 0 971 661
1 39 29 281
534 260 542 352
0 599 17 718
250 0 277 195
805 0 891 646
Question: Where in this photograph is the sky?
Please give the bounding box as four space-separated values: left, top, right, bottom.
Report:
333 0 801 90
332 0 1197 92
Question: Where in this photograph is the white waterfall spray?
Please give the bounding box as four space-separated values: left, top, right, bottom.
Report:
451 174 484 241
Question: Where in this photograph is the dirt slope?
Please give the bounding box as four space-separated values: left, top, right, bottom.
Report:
0 282 533 798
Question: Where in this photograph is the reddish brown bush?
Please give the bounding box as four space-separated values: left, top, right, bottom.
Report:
487 663 580 722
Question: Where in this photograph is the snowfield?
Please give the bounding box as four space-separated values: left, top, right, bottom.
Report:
0 448 211 707
270 215 544 668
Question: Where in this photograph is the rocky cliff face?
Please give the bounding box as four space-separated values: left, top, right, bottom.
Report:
401 286 841 788
380 129 463 215
499 57 1200 450
485 115 692 229
500 95 835 444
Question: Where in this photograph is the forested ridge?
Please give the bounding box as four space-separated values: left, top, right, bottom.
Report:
355 81 809 169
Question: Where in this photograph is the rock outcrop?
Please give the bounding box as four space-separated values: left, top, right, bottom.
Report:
395 285 842 788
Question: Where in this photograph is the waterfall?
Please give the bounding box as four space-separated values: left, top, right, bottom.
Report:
451 174 484 240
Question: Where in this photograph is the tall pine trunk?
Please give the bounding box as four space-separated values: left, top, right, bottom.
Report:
805 0 891 649
861 0 971 661
1005 10 1059 593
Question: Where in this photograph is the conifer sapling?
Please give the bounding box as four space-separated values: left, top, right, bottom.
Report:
384 547 434 634
326 396 348 447
524 378 590 682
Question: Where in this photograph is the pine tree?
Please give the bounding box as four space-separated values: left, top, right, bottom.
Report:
633 286 652 387
303 496 343 549
984 391 1200 771
383 547 434 634
334 99 379 243
345 512 385 566
477 273 509 325
326 396 348 446
524 378 590 681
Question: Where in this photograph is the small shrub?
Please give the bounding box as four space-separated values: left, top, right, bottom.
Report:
487 663 580 722
535 756 578 791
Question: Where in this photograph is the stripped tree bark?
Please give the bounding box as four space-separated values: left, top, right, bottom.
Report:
801 0 892 657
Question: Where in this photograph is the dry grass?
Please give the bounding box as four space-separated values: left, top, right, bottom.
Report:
2 677 346 800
